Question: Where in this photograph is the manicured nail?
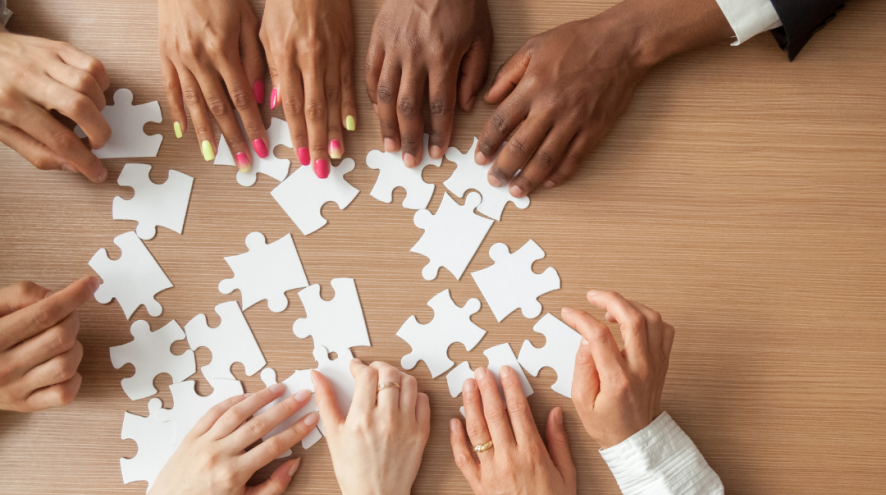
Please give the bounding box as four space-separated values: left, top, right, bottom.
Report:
270 87 278 110
475 151 487 165
345 115 356 131
253 80 264 104
288 458 301 477
270 383 286 394
487 174 502 187
174 121 183 139
297 147 311 166
403 152 417 168
384 137 397 152
304 412 319 426
201 140 215 161
329 139 343 159
509 184 524 198
544 180 556 189
314 159 329 179
253 139 268 158
294 389 311 402
500 365 513 378
430 145 443 159
235 152 251 173
450 419 459 432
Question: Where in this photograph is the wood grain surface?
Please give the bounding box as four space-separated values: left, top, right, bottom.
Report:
1 1 885 494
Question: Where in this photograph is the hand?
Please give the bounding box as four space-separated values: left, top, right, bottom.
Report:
149 382 320 495
260 0 357 179
562 290 675 449
0 31 109 182
367 0 493 165
313 359 430 495
158 0 266 169
0 276 98 412
450 366 576 495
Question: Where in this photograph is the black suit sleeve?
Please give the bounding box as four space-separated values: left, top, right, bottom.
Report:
769 0 846 61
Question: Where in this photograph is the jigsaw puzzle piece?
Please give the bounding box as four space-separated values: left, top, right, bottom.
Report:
90 231 173 319
271 158 359 235
293 278 370 356
410 192 494 281
443 137 530 221
397 290 486 378
313 346 356 434
517 314 582 398
154 378 245 447
184 301 266 381
120 399 176 491
215 117 292 186
112 163 194 240
110 320 196 401
75 88 163 159
218 232 308 312
471 240 560 322
256 368 322 455
446 344 534 416
366 134 442 209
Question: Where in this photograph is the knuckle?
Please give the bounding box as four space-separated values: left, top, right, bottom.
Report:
359 367 378 381
206 96 229 117
281 96 304 117
54 131 82 152
247 417 266 437
647 310 662 324
397 97 417 118
13 281 40 299
491 113 508 134
51 326 77 354
429 98 448 117
305 98 326 122
56 381 79 406
71 73 93 95
625 313 645 330
325 86 341 104
85 58 105 78
506 399 527 417
455 452 473 469
65 94 92 117
467 422 487 439
228 88 252 110
377 85 394 104
508 137 529 157
534 149 555 170
182 88 200 106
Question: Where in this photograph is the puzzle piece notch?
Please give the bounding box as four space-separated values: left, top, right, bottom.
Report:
271 158 359 235
313 346 356 433
517 314 582 398
471 240 560 322
154 378 245 447
120 398 176 491
446 344 534 416
293 278 370 356
218 232 309 313
411 192 494 281
215 117 292 186
113 163 194 240
90 231 173 319
398 289 486 378
185 301 266 381
443 137 530 221
256 368 322 455
110 320 196 401
75 88 163 159
366 133 442 210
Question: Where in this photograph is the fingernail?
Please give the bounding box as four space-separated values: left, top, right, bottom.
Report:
270 87 278 110
587 290 599 297
384 138 397 152
475 151 487 165
604 311 612 321
561 307 574 314
500 365 512 378
450 419 459 432
44 290 55 299
97 167 108 183
467 96 477 110
581 338 589 346
294 389 311 402
487 174 502 187
253 139 268 158
463 378 477 392
61 163 75 173
253 80 264 104
510 184 524 198
351 358 362 364
474 367 488 380
244 392 254 398
270 383 286 394
235 152 251 173
174 121 183 139
345 115 356 131
544 180 556 189
201 140 215 161
314 159 329 179
329 140 343 159
295 147 310 166
304 411 319 426
288 458 301 477
88 276 100 292
403 152 417 168
430 145 443 159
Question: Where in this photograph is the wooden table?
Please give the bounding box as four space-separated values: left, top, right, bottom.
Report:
1 1 884 493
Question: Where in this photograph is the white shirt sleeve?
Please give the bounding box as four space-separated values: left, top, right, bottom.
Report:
715 0 783 45
0 0 11 27
599 412 724 495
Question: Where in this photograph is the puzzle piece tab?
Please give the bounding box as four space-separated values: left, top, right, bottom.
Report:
218 232 308 312
120 399 176 491
444 137 530 221
110 320 196 401
366 133 442 209
256 368 322 455
293 278 370 356
271 158 359 235
113 163 193 240
185 301 266 381
75 88 163 159
518 314 582 398
153 379 244 446
215 117 292 186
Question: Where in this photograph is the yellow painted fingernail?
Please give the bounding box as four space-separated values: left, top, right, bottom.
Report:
201 140 215 161
345 115 356 131
174 121 183 139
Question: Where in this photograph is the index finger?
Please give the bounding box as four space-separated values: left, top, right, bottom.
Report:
0 281 50 318
586 290 649 359
58 45 110 90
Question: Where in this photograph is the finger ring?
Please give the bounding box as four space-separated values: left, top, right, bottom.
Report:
377 382 400 392
473 440 493 453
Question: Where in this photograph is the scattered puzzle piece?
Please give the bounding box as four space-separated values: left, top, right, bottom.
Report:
471 240 560 322
366 133 442 209
185 301 266 381
110 320 196 401
153 378 244 446
444 137 530 221
446 344 534 416
90 231 173 319
271 157 359 235
293 278 370 356
215 117 292 187
518 314 582 398
257 368 322 455
312 346 356 432
113 163 193 240
218 232 308 312
411 192 494 281
445 361 476 398
398 290 486 378
75 88 163 159
120 399 176 491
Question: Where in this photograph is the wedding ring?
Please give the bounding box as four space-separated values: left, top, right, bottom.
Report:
377 382 400 392
473 440 494 453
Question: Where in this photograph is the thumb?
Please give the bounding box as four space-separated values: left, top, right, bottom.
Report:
457 39 493 112
245 458 299 495
545 407 576 481
311 370 345 429
568 311 600 407
483 46 531 104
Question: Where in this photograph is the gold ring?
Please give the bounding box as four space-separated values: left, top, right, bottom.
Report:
473 440 493 453
377 382 400 392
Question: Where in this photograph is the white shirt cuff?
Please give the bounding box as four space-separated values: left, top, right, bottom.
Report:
715 0 783 46
600 412 724 495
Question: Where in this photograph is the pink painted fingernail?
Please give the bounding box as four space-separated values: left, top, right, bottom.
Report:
297 147 311 165
253 80 264 104
253 139 268 158
314 159 329 179
235 152 251 173
270 87 278 110
329 140 343 159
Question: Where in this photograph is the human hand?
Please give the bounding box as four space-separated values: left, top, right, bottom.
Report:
150 383 319 495
260 0 356 179
158 0 266 169
450 366 576 495
313 359 430 495
367 0 493 165
0 32 110 182
0 276 98 412
562 290 675 449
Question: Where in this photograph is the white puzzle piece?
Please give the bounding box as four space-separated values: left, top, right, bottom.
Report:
518 314 582 398
271 157 359 235
185 301 266 381
153 379 244 446
397 290 486 378
444 137 530 221
90 231 173 319
446 344 534 416
257 368 322 455
411 192 494 281
471 240 560 322
120 399 176 492
113 163 193 240
293 278 370 356
110 320 196 401
218 232 308 312
75 88 163 159
445 361 475 398
366 133 442 209
313 346 356 434
215 117 292 187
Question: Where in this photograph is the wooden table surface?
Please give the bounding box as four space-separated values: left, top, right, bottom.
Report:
1 0 884 493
